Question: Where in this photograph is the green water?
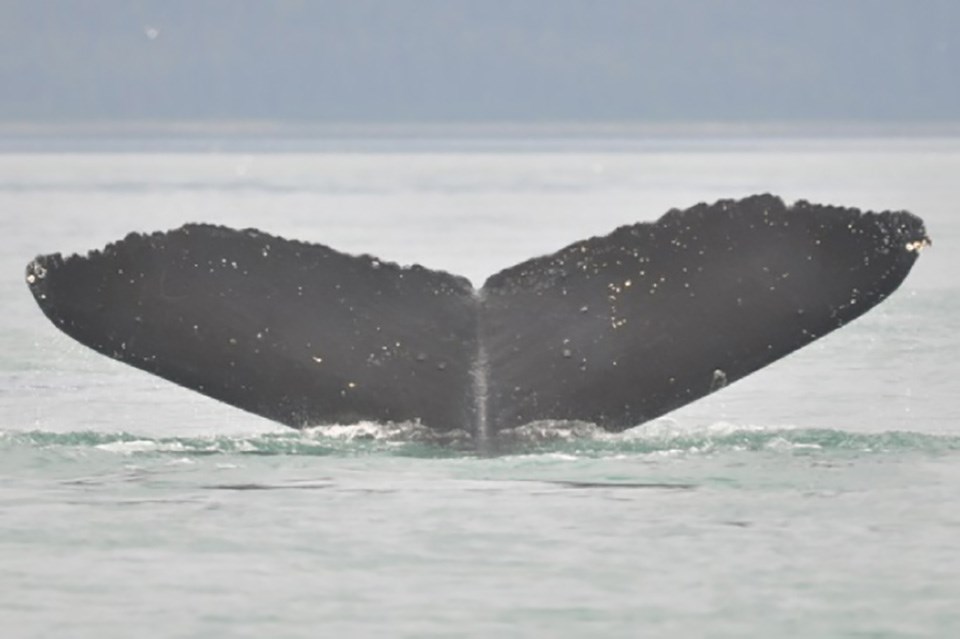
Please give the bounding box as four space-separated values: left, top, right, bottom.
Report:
3 426 960 638
2 140 958 637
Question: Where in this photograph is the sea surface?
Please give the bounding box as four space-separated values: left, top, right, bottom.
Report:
1 135 958 638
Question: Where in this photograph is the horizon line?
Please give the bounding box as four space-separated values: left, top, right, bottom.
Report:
4 119 960 139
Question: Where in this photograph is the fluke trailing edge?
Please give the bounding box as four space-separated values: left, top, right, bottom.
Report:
26 194 929 445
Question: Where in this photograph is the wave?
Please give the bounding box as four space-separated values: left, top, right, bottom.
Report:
2 421 959 459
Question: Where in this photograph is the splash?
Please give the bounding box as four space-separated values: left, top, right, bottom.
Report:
2 422 959 459
0 422 468 458
500 420 960 457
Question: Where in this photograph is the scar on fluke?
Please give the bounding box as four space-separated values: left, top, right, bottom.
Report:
26 194 929 450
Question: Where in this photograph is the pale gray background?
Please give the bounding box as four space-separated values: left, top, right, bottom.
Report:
2 0 957 124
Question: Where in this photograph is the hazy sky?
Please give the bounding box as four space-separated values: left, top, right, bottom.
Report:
3 0 957 123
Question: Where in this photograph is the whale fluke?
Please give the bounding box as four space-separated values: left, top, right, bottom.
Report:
481 194 928 432
26 195 928 446
26 225 479 431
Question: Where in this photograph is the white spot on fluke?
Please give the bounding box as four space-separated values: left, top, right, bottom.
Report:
30 263 46 281
711 369 728 391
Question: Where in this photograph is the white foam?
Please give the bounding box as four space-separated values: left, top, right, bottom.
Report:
304 420 438 442
620 419 795 441
95 439 160 453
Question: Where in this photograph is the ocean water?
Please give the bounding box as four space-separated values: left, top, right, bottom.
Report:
1 136 958 637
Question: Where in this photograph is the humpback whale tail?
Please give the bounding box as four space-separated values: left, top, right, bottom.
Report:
25 195 929 449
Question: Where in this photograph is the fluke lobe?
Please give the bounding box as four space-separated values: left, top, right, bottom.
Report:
26 194 929 447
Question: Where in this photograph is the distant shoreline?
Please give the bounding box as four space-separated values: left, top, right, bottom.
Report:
3 120 959 153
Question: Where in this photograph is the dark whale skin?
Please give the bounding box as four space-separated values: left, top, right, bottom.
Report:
482 194 928 432
26 195 929 444
26 225 479 432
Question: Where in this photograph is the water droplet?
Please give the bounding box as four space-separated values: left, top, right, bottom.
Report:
711 369 728 391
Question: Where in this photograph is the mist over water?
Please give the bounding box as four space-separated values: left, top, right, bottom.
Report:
2 136 959 637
